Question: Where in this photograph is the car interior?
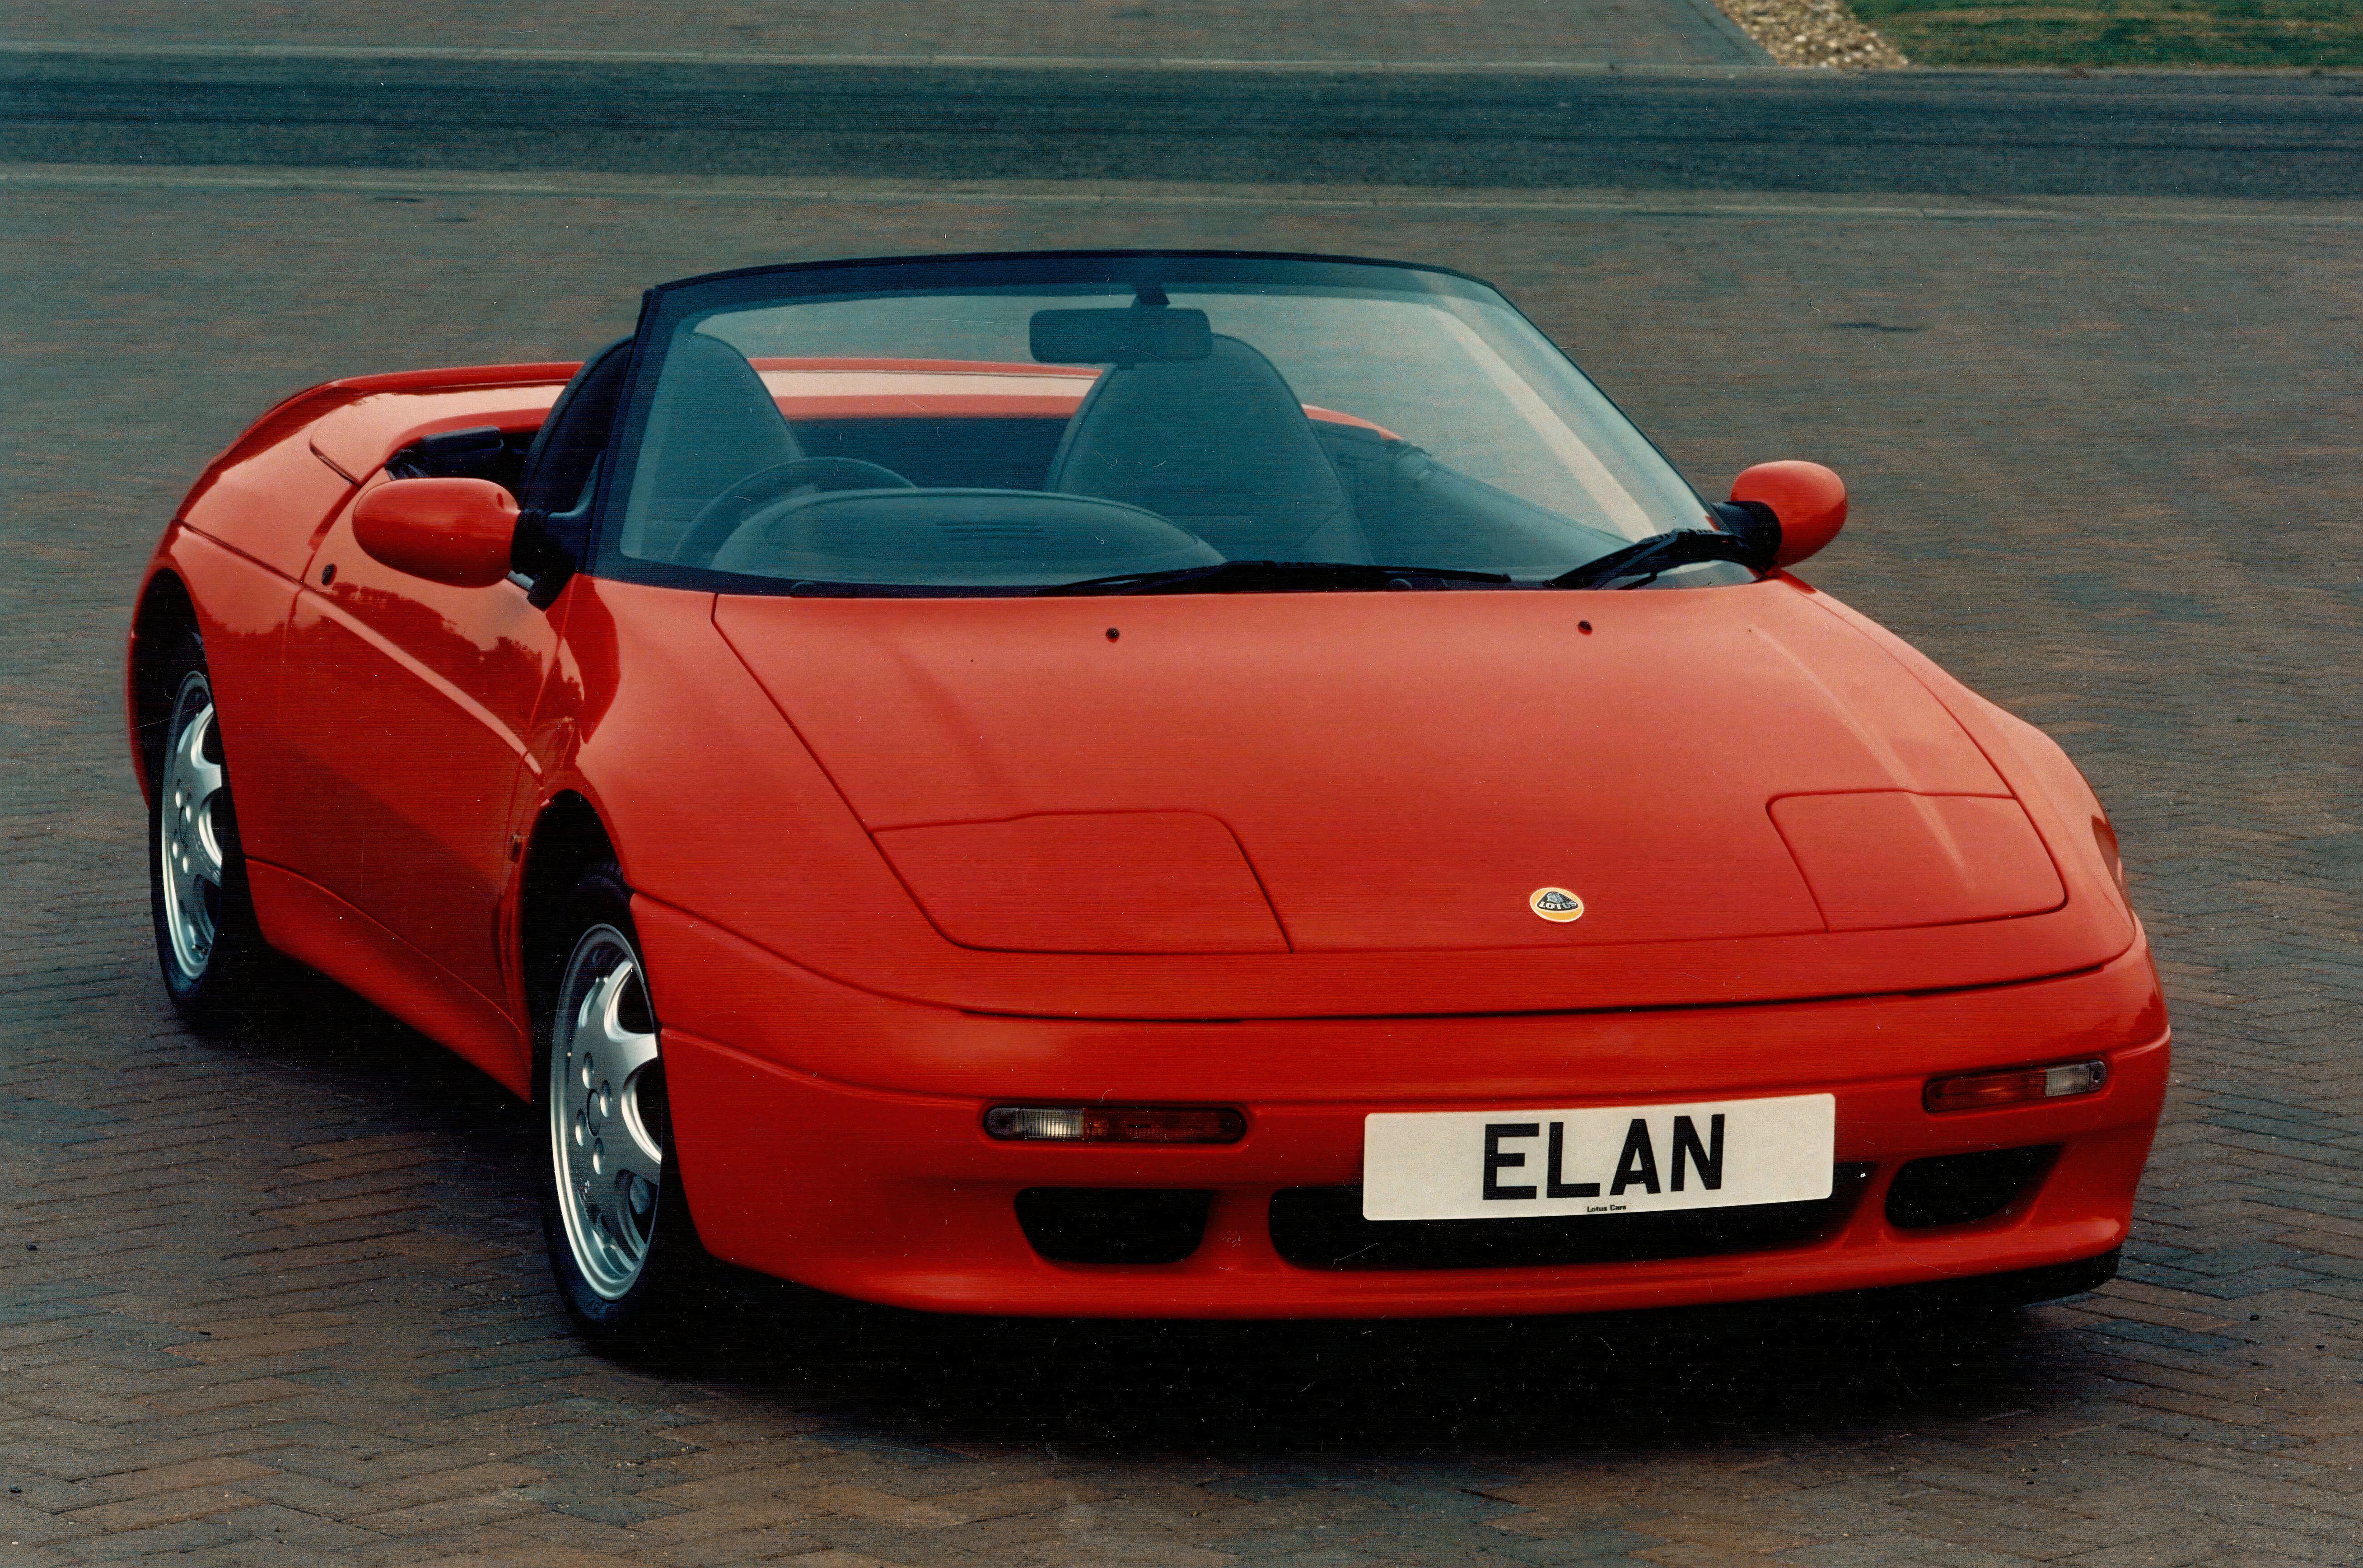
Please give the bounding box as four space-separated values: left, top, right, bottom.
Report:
390 311 1637 586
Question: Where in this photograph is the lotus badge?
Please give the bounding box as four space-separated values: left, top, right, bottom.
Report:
1529 887 1585 923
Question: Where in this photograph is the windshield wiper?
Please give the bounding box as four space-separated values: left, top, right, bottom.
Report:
1549 519 1773 590
1034 560 1513 596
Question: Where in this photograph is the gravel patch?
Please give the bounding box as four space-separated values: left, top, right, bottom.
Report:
1713 0 1913 67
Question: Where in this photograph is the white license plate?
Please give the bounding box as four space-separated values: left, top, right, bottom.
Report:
1362 1094 1835 1222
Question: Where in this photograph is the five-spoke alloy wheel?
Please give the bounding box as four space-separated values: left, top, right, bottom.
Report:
146 631 273 1025
159 668 227 979
549 924 666 1298
536 864 715 1351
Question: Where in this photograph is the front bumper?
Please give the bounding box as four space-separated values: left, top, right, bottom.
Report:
643 902 2167 1319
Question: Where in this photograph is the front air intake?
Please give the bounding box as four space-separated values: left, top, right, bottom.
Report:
1270 1168 1869 1271
1014 1188 1213 1264
1885 1146 2055 1229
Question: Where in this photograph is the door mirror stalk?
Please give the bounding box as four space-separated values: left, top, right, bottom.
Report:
511 498 591 610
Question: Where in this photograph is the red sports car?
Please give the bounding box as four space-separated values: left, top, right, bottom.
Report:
130 250 2166 1350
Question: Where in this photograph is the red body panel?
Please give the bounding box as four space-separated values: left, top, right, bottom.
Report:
130 357 2170 1320
135 363 575 1094
275 467 566 1028
132 530 303 838
717 584 2019 956
249 859 529 1087
679 583 2133 1017
180 404 363 583
641 899 2164 1316
873 812 1290 953
1770 792 2064 930
306 374 570 482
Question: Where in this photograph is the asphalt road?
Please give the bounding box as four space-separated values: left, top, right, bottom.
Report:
6 45 2363 199
5 170 2363 1562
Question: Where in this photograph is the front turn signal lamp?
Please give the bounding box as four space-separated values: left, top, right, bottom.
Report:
1925 1059 2107 1114
984 1106 1247 1144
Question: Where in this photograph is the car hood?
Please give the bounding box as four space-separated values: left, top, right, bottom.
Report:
715 579 2064 956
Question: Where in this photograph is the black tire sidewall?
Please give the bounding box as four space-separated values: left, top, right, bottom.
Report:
535 865 709 1353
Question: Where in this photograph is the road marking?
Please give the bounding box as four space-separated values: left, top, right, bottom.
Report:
5 164 2360 225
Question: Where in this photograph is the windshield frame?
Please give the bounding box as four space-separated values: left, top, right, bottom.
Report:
586 249 1712 597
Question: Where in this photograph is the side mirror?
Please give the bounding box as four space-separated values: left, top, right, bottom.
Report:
1729 461 1846 569
351 478 518 588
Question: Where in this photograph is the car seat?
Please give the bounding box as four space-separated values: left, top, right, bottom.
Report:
1043 334 1365 562
518 337 631 513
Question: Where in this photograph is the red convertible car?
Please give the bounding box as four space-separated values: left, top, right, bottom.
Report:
130 251 2165 1350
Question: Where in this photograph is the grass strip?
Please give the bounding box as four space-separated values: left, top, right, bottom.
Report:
1849 0 2363 68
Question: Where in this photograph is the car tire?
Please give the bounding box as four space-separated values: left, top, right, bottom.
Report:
147 630 279 1027
537 863 720 1356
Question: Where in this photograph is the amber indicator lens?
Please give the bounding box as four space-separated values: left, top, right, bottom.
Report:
984 1106 1246 1144
1924 1059 2107 1114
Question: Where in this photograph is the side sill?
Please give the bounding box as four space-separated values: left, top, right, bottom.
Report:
246 859 532 1095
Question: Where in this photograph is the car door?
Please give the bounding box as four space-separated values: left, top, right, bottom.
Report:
275 471 564 1013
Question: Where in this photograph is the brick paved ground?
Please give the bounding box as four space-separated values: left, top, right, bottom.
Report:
5 176 2363 1563
0 0 1762 67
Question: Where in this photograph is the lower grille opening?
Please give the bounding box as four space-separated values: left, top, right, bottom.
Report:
1886 1146 2055 1229
1015 1187 1213 1265
1269 1167 1869 1271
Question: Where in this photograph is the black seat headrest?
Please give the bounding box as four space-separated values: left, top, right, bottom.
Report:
626 333 802 560
518 336 631 513
1044 334 1362 562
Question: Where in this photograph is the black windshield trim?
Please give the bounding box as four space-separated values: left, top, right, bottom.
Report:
649 248 1506 305
1034 560 1515 596
679 572 1784 601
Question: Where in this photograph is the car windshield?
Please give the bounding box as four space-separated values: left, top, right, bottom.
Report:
605 253 1728 594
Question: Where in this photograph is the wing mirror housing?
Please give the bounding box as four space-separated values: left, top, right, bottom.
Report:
351 478 519 588
1726 461 1847 569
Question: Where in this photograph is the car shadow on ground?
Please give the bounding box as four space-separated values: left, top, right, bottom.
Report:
221 973 2105 1464
673 1277 2080 1460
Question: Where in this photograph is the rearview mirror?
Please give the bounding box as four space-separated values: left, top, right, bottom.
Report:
1729 461 1846 568
1031 307 1212 365
351 478 519 588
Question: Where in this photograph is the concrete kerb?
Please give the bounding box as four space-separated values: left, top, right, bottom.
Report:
1672 0 1779 65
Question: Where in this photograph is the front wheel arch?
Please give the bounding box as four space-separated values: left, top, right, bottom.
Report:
519 792 620 1040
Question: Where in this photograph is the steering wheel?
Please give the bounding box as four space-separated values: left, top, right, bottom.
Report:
672 457 915 565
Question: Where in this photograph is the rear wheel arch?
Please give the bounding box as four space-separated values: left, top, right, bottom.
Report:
130 569 201 797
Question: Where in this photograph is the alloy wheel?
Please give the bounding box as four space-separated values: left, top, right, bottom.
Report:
159 671 226 982
549 925 665 1298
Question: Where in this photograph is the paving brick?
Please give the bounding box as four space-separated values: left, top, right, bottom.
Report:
629 1495 832 1543
342 1489 545 1536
